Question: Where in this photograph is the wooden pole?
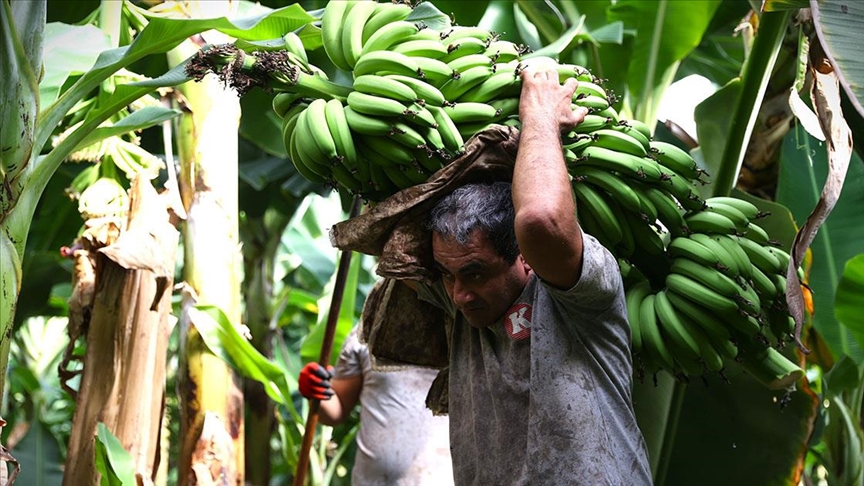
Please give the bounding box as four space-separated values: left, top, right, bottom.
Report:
293 198 362 486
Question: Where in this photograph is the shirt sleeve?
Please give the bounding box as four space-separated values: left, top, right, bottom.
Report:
540 234 624 313
333 326 365 379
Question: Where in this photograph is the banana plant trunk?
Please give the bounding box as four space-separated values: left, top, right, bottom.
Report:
63 177 178 485
168 16 245 484
240 208 293 486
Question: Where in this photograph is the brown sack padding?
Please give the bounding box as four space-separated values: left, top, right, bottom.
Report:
329 125 520 283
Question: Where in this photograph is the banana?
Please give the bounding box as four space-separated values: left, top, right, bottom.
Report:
570 165 642 215
441 25 494 42
414 56 457 85
384 74 447 106
736 280 762 316
749 265 778 299
389 121 428 149
667 236 721 268
305 98 339 162
415 146 446 173
639 294 676 372
625 280 654 352
572 181 624 246
427 105 465 154
354 139 397 195
341 0 378 69
665 273 740 317
737 236 783 274
381 163 415 190
743 222 771 246
738 344 803 390
615 200 637 260
292 108 334 180
576 196 618 251
612 122 651 153
589 128 648 157
446 54 494 74
347 91 409 117
649 140 702 181
364 135 417 167
591 105 621 124
684 210 739 235
343 105 394 136
705 196 763 220
654 289 702 361
664 290 732 343
324 98 359 173
714 235 753 280
574 94 611 110
353 50 421 78
441 36 490 63
554 63 596 83
569 114 616 135
659 172 705 211
404 102 439 128
627 119 654 141
488 97 520 120
272 92 305 119
689 319 725 373
640 184 687 237
459 67 520 103
404 27 442 42
689 233 736 273
361 2 414 43
286 117 328 185
766 305 795 342
703 200 750 233
484 40 524 63
669 256 742 298
572 81 609 101
441 64 494 101
575 146 664 182
360 20 420 58
623 208 665 257
282 32 309 66
392 39 449 59
353 74 418 103
321 0 352 71
442 101 499 124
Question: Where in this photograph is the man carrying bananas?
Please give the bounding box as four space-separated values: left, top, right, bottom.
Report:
411 64 653 484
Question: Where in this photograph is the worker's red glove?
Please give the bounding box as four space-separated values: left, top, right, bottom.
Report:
298 362 334 400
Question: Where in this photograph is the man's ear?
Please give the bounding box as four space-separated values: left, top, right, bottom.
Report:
519 254 532 273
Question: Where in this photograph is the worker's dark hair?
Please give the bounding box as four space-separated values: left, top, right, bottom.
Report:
427 181 519 263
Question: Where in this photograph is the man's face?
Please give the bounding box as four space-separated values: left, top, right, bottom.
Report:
432 229 532 328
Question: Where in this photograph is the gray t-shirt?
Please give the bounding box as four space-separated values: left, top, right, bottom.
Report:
420 235 652 485
334 327 454 486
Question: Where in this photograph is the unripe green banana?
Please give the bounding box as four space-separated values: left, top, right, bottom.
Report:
743 222 771 246
341 1 378 69
575 146 664 182
569 114 616 135
589 129 649 157
343 105 394 136
737 236 783 275
654 289 702 361
664 290 732 343
648 140 703 181
714 235 753 280
353 50 420 78
626 280 654 352
488 97 520 121
612 122 652 152
573 181 624 246
570 165 643 215
321 0 352 71
442 101 499 124
484 40 524 63
324 98 359 173
272 92 305 119
360 20 420 58
639 293 676 373
669 256 743 298
749 265 778 300
441 36 490 63
685 210 740 235
658 172 705 211
446 54 494 74
704 200 750 232
690 233 739 278
404 103 439 128
389 122 426 149
347 91 409 117
441 64 494 101
459 67 520 103
353 74 418 103
305 98 339 162
574 94 611 110
665 273 740 317
639 184 687 237
392 39 449 59
364 135 417 167
282 31 309 66
667 236 721 268
704 196 763 220
384 74 446 106
427 105 465 154
441 25 494 42
361 2 414 43
414 56 456 85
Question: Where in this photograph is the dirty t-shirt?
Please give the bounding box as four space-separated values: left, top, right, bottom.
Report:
334 327 454 486
419 235 652 485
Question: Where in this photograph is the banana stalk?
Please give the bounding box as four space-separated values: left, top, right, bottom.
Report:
187 44 353 101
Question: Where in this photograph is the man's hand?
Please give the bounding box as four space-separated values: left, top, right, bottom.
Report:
518 62 587 134
299 362 334 401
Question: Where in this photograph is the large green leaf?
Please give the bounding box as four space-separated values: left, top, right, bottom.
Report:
777 124 864 363
606 0 721 123
75 105 180 149
835 254 864 350
39 22 111 107
94 423 136 486
12 420 64 486
811 0 864 120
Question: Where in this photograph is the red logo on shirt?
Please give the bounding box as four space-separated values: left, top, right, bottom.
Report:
504 303 532 340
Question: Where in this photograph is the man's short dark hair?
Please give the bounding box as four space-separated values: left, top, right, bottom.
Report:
427 181 520 263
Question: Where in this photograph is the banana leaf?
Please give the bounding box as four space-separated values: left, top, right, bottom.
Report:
811 0 864 119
